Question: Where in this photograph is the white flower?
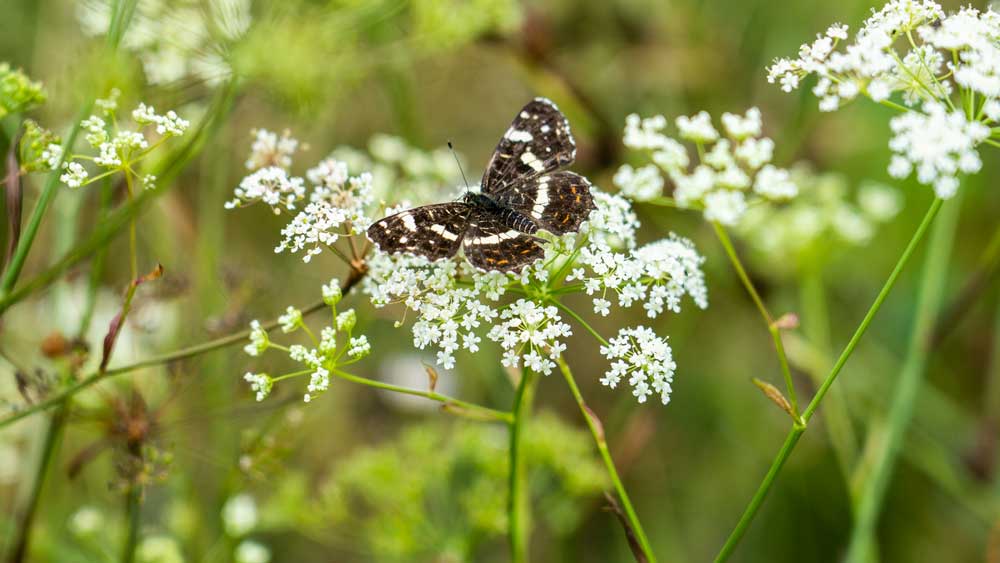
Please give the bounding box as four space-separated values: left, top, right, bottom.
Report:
278 306 302 333
613 164 663 201
703 190 748 226
222 494 258 537
142 174 157 190
41 143 63 169
235 541 272 563
600 326 677 405
676 111 719 142
243 372 272 401
243 320 269 356
322 280 343 305
347 336 371 358
225 166 306 213
60 161 89 188
486 299 571 376
753 165 798 199
888 102 988 198
721 107 763 139
95 88 120 113
245 129 299 171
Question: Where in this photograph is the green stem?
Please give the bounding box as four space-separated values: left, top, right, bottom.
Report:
331 369 511 423
0 103 91 301
6 403 68 563
712 222 800 419
557 357 656 562
508 369 539 563
122 481 141 563
799 271 858 486
549 298 608 346
845 193 960 562
124 170 138 280
0 270 366 430
714 197 944 562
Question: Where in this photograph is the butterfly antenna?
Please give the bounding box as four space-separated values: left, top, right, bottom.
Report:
448 141 471 194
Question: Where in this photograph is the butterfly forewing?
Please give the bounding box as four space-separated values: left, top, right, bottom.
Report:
462 209 545 273
481 98 576 196
367 203 470 260
493 171 595 235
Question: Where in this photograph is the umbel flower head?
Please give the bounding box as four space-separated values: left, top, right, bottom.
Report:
615 107 797 226
766 0 1000 198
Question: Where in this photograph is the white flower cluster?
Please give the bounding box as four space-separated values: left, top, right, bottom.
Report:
737 166 904 273
615 108 797 226
887 103 989 198
58 93 189 189
766 1 1000 198
77 0 251 85
365 254 505 370
241 280 367 403
570 229 708 319
600 326 677 405
245 128 299 171
487 299 571 375
230 130 377 262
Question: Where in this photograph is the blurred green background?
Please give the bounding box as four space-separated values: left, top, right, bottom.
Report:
1 0 999 561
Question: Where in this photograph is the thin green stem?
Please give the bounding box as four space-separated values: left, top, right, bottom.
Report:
557 357 656 562
508 369 539 563
845 193 960 562
6 403 67 563
712 222 800 419
549 298 609 346
714 197 944 562
122 482 141 563
0 103 91 301
331 369 511 423
0 269 365 429
124 170 138 280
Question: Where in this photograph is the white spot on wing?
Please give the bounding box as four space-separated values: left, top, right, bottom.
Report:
506 128 533 142
520 151 544 172
532 181 549 219
430 223 459 241
466 230 521 246
540 125 551 133
401 213 417 232
520 111 530 118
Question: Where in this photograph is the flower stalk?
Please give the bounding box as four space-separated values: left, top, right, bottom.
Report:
715 197 944 562
508 369 539 563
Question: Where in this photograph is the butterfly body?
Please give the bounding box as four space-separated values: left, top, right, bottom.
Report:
368 98 595 272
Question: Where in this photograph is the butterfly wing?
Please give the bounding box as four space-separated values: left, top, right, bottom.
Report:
367 203 471 260
493 171 596 235
481 98 576 197
462 208 545 273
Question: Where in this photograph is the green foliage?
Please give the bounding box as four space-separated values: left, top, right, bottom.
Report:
258 413 606 561
0 63 46 118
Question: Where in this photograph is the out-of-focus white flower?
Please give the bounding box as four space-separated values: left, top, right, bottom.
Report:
600 326 676 405
235 540 272 563
619 107 796 226
243 372 272 402
222 494 258 537
245 129 299 171
60 161 89 188
69 506 104 536
137 536 185 563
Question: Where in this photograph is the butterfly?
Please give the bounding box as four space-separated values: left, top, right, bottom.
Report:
366 98 596 273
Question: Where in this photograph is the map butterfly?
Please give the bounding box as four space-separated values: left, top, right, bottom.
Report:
367 98 596 272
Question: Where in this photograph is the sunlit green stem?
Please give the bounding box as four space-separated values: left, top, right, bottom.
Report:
508 369 539 563
332 369 511 423
845 194 960 562
549 298 609 346
0 269 365 430
714 197 944 562
557 357 657 562
712 222 800 419
122 480 141 563
124 170 138 279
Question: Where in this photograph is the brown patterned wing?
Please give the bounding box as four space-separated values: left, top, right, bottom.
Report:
366 203 471 261
481 98 576 197
494 171 596 235
462 209 545 273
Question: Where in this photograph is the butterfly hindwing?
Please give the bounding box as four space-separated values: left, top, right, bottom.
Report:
462 208 545 273
481 98 576 196
367 203 470 260
493 171 596 235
